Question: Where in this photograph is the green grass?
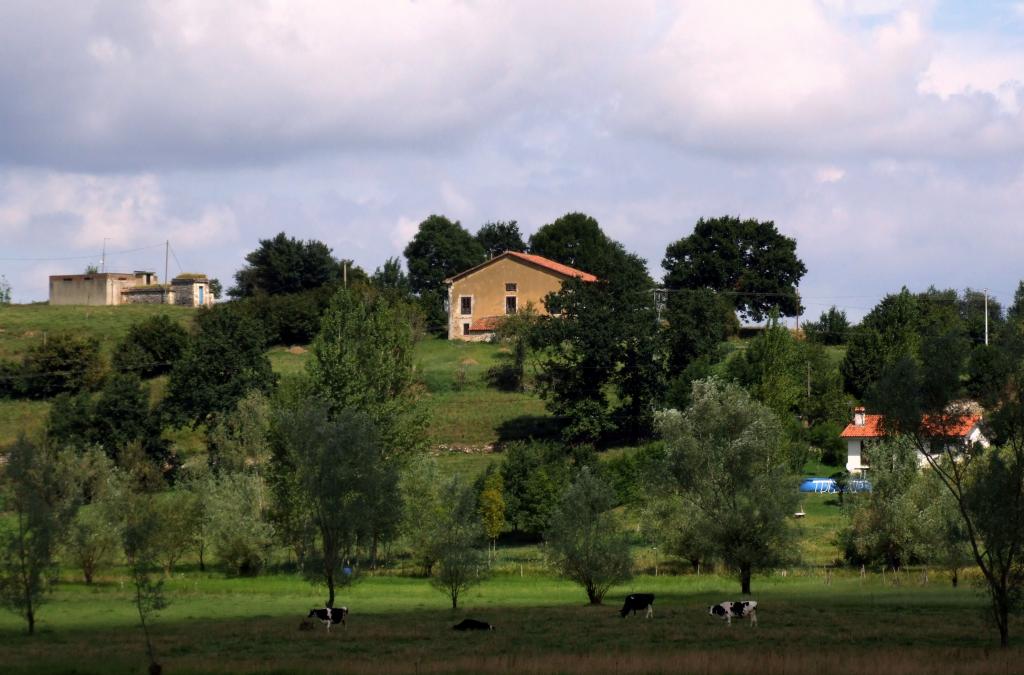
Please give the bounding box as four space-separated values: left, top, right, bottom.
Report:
0 569 1017 674
0 303 195 361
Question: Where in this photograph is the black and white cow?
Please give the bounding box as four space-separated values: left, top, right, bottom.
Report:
619 593 655 619
708 600 757 626
452 618 495 631
307 606 348 631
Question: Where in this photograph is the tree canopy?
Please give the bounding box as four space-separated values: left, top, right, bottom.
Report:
662 216 806 321
528 212 651 290
476 220 526 256
403 215 486 329
230 232 339 298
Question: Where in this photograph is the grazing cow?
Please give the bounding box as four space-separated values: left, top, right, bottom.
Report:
452 618 495 631
619 593 655 619
307 606 348 631
708 601 758 626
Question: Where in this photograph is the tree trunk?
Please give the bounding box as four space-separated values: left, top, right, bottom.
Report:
84 565 94 585
451 589 459 610
740 564 752 595
370 533 379 570
994 594 1010 648
951 568 959 588
586 584 602 605
198 542 206 572
26 609 34 636
326 570 336 608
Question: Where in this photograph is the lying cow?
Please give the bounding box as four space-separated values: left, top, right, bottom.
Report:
619 593 655 619
708 600 757 626
452 618 495 631
307 606 348 631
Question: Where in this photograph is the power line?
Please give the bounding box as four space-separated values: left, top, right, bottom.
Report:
0 242 166 263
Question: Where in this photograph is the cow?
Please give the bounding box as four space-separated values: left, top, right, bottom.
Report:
619 593 655 619
307 606 348 631
708 601 758 626
452 618 495 631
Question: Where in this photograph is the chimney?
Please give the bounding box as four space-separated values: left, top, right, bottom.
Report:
854 406 866 427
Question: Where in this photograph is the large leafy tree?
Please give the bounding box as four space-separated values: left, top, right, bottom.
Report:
528 212 651 290
273 405 399 607
545 467 633 605
869 323 1024 647
662 288 737 374
229 232 339 298
476 220 526 256
657 378 799 594
427 477 489 610
306 288 423 456
163 305 276 428
0 436 80 634
662 216 806 321
112 314 189 379
403 215 486 329
841 288 921 398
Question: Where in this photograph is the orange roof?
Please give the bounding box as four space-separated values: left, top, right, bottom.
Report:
469 316 504 332
841 413 981 439
445 251 597 283
505 252 598 282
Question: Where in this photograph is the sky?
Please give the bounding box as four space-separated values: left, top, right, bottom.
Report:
1 0 1023 320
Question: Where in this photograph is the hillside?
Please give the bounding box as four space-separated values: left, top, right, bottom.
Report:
0 303 550 450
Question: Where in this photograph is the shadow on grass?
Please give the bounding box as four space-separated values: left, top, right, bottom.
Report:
495 415 562 443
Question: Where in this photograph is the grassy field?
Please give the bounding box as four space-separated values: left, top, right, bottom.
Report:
0 567 1016 674
0 303 195 361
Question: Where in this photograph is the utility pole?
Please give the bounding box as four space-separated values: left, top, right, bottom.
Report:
164 240 170 304
343 261 348 289
984 288 989 346
101 238 109 272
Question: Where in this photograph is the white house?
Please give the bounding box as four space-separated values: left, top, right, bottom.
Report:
842 406 988 475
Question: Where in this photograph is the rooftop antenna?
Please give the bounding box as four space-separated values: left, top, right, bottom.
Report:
101 238 109 272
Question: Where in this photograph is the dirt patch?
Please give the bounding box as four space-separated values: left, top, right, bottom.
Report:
287 346 307 355
460 358 479 366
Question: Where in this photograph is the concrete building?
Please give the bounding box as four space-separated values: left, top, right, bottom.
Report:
49 271 214 307
444 251 597 341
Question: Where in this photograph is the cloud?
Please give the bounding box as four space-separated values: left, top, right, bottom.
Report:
816 167 846 183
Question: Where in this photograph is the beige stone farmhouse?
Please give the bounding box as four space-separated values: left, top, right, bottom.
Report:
48 271 214 307
842 405 989 475
444 251 597 341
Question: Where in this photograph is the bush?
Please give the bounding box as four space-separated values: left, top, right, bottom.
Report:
244 286 335 346
20 333 104 398
500 441 571 537
112 315 189 378
207 473 274 575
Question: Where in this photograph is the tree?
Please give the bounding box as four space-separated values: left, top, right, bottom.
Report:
657 379 799 593
500 441 571 537
476 220 526 256
206 390 273 484
906 468 973 587
163 304 275 428
208 278 222 300
20 332 105 399
478 468 506 555
206 472 275 575
403 215 486 328
229 231 339 298
545 467 633 604
64 450 120 584
662 288 738 374
0 436 79 634
804 306 849 345
0 275 11 304
371 257 412 300
428 477 489 609
641 493 715 573
112 479 168 675
662 216 806 321
536 275 660 444
841 288 920 398
112 314 189 378
529 212 651 290
870 325 1024 647
273 405 399 607
399 456 447 575
307 288 423 456
488 302 541 392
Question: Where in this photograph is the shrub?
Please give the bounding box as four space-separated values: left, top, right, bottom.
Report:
112 315 188 378
20 333 104 398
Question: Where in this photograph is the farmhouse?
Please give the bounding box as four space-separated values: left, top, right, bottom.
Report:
842 405 988 475
444 251 597 341
49 271 214 307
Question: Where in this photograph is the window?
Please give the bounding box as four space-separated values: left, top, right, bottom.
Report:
505 296 517 314
460 296 472 315
505 282 517 292
463 322 470 335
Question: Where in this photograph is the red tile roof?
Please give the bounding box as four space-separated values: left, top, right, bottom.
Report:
505 251 598 282
841 413 981 438
469 316 504 332
445 251 598 283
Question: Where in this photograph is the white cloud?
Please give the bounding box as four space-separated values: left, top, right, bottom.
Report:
388 216 419 250
816 167 846 183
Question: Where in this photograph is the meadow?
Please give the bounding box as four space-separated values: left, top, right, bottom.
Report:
0 566 1016 674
